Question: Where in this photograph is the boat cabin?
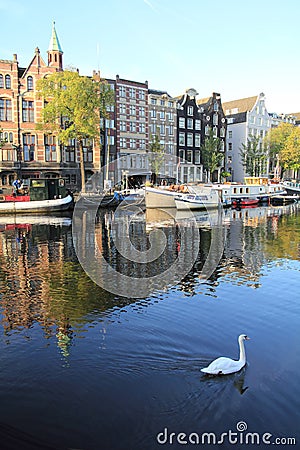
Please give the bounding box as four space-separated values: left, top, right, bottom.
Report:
27 178 68 201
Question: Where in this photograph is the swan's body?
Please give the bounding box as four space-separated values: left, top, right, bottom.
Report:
201 334 250 375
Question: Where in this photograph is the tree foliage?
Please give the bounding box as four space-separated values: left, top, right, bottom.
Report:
201 128 224 182
36 69 114 191
149 133 164 184
239 135 266 177
265 122 300 171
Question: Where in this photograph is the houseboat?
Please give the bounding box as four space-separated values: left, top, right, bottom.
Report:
0 178 73 214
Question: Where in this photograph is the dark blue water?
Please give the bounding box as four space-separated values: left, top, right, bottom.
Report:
0 205 299 449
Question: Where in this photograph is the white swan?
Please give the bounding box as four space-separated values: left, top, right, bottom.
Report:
201 334 250 375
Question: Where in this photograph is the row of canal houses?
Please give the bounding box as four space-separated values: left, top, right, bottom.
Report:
1 23 299 192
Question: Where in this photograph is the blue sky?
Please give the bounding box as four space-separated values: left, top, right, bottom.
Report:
1 0 299 113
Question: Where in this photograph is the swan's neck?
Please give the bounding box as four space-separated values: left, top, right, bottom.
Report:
238 339 246 364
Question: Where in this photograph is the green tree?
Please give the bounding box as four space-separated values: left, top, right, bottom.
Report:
265 122 300 176
201 128 224 182
239 135 266 177
149 133 164 184
36 69 114 192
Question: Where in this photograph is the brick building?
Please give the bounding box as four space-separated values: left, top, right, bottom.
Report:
0 23 101 192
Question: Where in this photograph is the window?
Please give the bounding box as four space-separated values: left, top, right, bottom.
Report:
45 135 57 162
119 86 126 97
187 106 193 115
151 98 157 105
213 114 218 125
169 125 174 135
129 88 135 98
168 101 173 107
150 109 156 118
129 121 136 132
186 150 192 162
139 106 145 117
220 141 225 152
119 103 126 114
228 130 232 138
187 118 193 129
195 119 201 130
179 132 185 146
139 123 145 133
250 116 255 124
120 121 126 131
120 138 126 148
129 105 136 115
138 90 145 100
0 74 3 88
179 149 185 160
160 110 165 120
160 99 165 106
140 139 146 149
0 99 12 121
65 140 76 162
260 129 264 138
187 133 193 146
205 125 210 136
179 117 185 128
167 111 173 121
23 134 35 161
213 102 219 111
220 127 225 138
129 138 136 149
83 139 93 162
213 126 218 137
160 124 165 135
27 76 33 91
22 100 34 122
195 134 201 147
5 75 11 89
228 142 233 151
195 150 200 164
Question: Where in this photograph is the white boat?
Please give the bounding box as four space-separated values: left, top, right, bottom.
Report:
175 190 220 210
282 180 300 195
0 178 73 214
215 177 286 205
0 215 72 227
145 186 186 208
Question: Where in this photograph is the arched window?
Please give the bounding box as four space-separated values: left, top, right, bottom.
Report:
5 75 11 89
27 76 33 91
0 74 3 88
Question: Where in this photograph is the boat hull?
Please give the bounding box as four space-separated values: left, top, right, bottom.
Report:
145 187 179 208
0 195 73 214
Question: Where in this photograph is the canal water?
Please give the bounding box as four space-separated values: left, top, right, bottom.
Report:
0 204 299 449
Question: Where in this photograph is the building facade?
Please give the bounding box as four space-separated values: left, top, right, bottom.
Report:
197 92 227 182
148 89 177 182
223 93 271 182
114 75 149 188
176 88 203 183
0 23 103 193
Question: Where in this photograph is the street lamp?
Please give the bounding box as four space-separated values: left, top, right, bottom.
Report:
12 144 22 179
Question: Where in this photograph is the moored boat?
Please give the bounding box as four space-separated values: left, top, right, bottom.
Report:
175 189 220 210
232 198 259 207
0 178 73 214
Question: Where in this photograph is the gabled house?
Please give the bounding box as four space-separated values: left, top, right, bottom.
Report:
197 92 227 182
223 92 271 182
176 88 202 183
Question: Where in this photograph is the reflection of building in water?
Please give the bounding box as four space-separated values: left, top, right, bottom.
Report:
0 222 114 354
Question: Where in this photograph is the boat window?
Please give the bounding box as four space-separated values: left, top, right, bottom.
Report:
31 180 45 188
59 179 65 187
239 188 243 193
246 188 249 193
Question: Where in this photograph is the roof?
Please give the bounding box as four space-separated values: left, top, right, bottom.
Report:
290 112 300 120
148 89 172 98
48 21 63 53
197 97 210 106
222 96 257 115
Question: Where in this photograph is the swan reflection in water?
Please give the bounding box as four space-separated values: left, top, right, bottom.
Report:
201 366 249 396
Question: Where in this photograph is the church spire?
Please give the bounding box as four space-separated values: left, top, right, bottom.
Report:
47 21 63 70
